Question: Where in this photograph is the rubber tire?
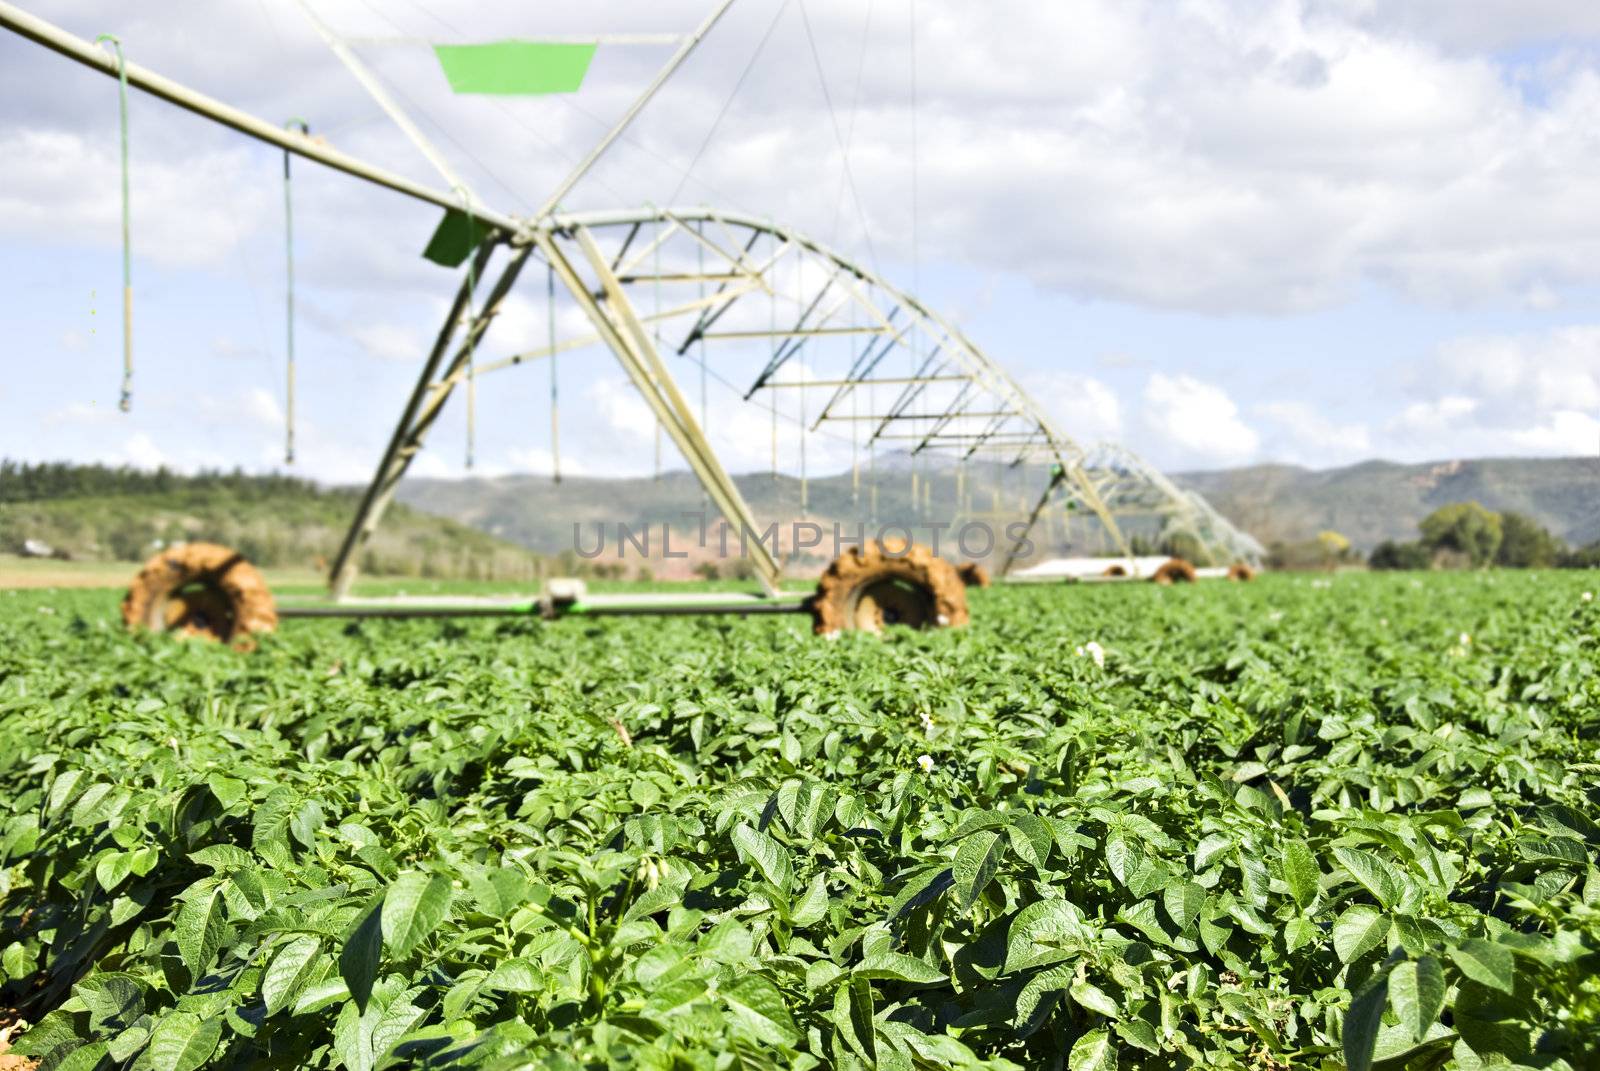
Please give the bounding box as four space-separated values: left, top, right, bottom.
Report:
1227 562 1257 581
957 562 991 588
809 542 969 635
1150 557 1197 585
122 542 277 646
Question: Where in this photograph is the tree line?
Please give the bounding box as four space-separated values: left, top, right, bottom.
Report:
1369 501 1599 569
0 460 331 504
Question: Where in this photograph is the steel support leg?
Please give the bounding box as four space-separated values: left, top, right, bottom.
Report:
998 460 1134 577
329 240 530 598
538 226 784 595
999 467 1064 577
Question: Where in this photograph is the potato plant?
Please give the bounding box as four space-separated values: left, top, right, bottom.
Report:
1 573 1597 1069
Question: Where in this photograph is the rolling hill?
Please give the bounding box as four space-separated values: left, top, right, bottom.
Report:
396 454 1600 558
0 462 540 579
1174 456 1600 550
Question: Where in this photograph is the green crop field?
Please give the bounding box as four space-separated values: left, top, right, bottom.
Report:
1 574 1597 1070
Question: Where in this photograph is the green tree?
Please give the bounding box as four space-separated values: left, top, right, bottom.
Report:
1418 502 1503 567
1495 512 1564 568
1369 540 1430 570
1561 540 1600 569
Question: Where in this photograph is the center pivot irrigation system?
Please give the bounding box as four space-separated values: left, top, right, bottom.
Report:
3 1 1263 644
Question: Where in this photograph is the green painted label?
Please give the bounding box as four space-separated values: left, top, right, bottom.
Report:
433 41 596 95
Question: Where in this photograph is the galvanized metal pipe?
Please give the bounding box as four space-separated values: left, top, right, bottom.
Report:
0 2 522 233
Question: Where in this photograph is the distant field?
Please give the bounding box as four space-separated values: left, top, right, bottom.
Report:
0 554 327 591
0 554 761 598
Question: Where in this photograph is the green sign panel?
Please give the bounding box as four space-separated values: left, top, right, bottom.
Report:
433 41 596 95
422 208 492 268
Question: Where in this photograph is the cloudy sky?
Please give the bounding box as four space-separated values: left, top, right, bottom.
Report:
2 0 1599 485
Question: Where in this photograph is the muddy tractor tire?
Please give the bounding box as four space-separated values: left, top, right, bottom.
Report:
810 542 969 635
956 562 991 588
122 542 277 646
1227 562 1258 582
1150 557 1198 585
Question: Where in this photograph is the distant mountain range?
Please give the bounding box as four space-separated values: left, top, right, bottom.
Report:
395 454 1600 558
1174 456 1600 550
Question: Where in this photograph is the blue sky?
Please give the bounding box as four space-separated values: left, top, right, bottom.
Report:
2 0 1598 485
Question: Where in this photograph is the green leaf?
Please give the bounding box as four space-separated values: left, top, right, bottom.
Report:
1343 975 1389 1071
174 885 226 981
953 829 1005 912
95 851 133 892
1105 832 1144 886
1069 1027 1117 1071
847 975 877 1063
854 950 946 984
381 872 452 957
189 844 253 872
1333 905 1390 964
732 823 794 890
790 872 829 927
1388 957 1446 1041
262 936 322 1015
340 895 384 1012
1016 964 1073 1028
723 975 799 1048
293 978 350 1016
77 974 144 1032
1071 980 1120 1018
1283 839 1320 908
290 799 325 849
621 883 685 925
207 773 248 809
55 1041 109 1071
1333 846 1403 909
46 768 84 816
1163 880 1204 932
1284 915 1318 952
1449 939 1515 994
147 1011 223 1071
252 787 298 869
1008 812 1053 871
1116 1018 1160 1054
1006 898 1083 973
485 958 542 992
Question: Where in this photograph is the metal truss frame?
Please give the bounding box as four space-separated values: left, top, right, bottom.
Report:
328 206 1263 592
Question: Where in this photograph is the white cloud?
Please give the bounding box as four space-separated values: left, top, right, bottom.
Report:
1432 326 1600 418
0 129 271 269
1028 372 1124 444
112 432 166 469
1141 373 1260 467
505 446 588 477
1257 401 1372 464
1508 409 1600 453
11 0 1600 315
349 322 425 363
1375 325 1600 457
44 401 119 427
243 388 283 429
